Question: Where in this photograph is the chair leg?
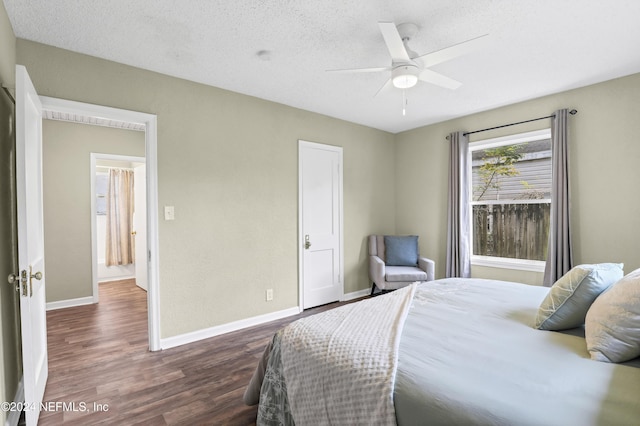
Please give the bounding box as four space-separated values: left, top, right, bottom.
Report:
370 282 378 296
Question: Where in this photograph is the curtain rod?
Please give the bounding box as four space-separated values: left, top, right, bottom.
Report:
446 109 577 140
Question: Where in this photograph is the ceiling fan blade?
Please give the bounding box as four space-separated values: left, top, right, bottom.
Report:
374 78 393 97
419 69 462 90
416 34 489 68
378 22 411 63
326 66 390 73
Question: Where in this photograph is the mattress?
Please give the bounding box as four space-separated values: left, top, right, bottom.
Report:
247 278 640 425
395 278 640 425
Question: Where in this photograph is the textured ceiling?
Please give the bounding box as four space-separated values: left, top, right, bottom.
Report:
5 0 640 133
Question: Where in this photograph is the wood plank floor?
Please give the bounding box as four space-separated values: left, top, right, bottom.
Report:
40 280 361 425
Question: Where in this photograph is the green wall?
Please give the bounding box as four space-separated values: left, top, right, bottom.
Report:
395 73 640 285
42 120 145 302
0 4 14 86
17 40 396 339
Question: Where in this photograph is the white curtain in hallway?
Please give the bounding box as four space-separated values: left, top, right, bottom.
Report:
105 169 135 266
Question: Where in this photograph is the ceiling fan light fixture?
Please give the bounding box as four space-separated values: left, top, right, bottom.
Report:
392 65 419 89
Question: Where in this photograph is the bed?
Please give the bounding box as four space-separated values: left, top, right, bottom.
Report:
244 278 640 425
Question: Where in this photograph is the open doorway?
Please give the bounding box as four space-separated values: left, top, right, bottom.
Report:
91 154 147 296
40 96 160 351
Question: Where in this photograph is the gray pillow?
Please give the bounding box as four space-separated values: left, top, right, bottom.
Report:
585 268 640 363
535 263 623 331
384 235 418 266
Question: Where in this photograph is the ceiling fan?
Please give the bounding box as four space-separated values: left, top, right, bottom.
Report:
329 22 488 96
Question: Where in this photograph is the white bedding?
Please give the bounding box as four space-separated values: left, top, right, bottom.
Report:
248 278 640 425
395 278 640 425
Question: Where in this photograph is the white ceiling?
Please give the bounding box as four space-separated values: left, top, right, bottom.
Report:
5 0 640 134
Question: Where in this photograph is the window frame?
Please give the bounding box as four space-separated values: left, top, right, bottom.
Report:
95 170 109 216
468 128 551 272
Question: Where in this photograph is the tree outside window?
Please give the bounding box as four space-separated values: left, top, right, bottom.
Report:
470 131 551 262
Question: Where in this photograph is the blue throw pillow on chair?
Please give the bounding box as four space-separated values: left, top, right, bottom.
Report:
385 235 419 266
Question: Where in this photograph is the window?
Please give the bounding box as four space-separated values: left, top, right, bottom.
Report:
469 129 551 271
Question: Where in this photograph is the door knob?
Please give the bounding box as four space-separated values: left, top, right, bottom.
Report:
131 231 137 236
304 235 311 249
28 266 42 297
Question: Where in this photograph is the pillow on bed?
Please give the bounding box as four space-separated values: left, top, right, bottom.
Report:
534 263 623 331
384 235 419 266
585 268 640 363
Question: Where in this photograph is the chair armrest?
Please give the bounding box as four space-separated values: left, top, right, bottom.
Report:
418 257 435 281
369 255 386 285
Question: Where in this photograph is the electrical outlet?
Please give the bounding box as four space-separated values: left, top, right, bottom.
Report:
266 289 274 301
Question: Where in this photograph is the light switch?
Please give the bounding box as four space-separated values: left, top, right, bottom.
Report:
164 206 175 221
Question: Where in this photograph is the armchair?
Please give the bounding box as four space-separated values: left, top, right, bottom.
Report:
368 235 435 295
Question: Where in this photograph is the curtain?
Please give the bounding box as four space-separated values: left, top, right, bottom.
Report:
446 131 471 278
105 169 135 266
543 109 573 286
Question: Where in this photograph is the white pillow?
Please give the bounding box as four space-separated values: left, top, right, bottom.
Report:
534 263 623 330
585 268 640 363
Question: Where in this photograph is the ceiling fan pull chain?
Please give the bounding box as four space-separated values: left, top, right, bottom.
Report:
402 89 407 116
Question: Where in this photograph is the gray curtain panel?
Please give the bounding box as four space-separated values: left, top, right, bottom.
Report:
543 109 573 286
446 131 471 278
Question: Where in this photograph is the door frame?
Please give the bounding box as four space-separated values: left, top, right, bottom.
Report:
39 96 162 351
132 162 148 291
297 139 344 309
90 153 146 299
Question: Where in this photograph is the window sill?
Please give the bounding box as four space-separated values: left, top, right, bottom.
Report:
471 256 545 273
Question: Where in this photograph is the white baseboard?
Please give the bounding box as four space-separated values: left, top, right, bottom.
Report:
160 306 302 350
342 288 370 301
5 376 23 426
97 260 135 283
46 296 95 311
98 275 135 283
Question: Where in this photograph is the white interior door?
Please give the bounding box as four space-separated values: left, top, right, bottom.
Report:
299 140 343 309
16 65 48 426
133 164 148 291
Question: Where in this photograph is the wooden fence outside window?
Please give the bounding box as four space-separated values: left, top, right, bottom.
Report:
473 203 550 261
